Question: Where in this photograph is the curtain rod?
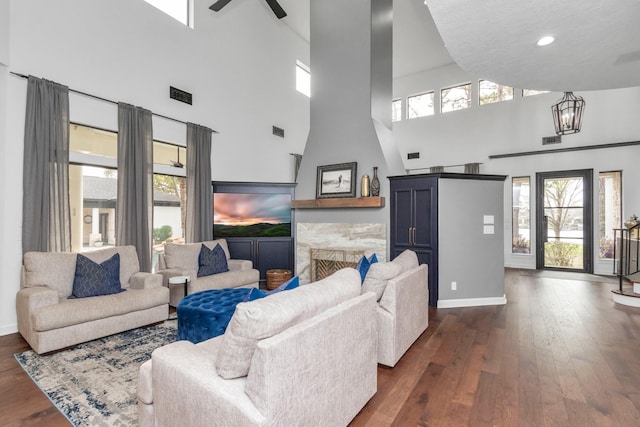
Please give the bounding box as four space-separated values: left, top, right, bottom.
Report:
10 71 219 134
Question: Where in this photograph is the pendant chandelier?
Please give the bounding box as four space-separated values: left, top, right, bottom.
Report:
551 91 585 135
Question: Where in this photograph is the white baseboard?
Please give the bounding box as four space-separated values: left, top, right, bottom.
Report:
0 323 18 336
437 295 507 309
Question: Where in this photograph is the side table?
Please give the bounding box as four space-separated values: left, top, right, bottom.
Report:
168 276 191 318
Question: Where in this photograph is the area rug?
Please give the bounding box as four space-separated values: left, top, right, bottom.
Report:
15 320 177 426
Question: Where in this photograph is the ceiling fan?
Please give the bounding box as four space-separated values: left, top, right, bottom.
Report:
170 146 184 168
209 0 287 19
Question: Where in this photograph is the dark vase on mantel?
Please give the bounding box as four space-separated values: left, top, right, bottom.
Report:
371 166 380 197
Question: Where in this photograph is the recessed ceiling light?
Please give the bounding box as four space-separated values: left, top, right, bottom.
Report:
536 36 555 47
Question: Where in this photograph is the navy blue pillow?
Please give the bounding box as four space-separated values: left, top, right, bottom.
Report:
198 244 229 277
70 253 125 299
243 276 300 302
356 254 378 283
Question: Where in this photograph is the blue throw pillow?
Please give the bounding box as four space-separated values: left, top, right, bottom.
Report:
198 244 229 277
356 254 378 283
243 276 300 302
70 253 125 299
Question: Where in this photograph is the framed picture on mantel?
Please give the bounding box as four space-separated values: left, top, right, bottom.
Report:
316 162 357 199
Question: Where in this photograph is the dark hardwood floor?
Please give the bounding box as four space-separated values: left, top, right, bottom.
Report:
2 269 640 426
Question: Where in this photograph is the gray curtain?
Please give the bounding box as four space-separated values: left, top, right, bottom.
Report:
186 122 213 243
116 103 153 272
22 76 71 254
464 162 480 174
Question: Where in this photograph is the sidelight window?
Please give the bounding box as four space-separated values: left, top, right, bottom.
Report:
512 177 531 254
598 171 622 259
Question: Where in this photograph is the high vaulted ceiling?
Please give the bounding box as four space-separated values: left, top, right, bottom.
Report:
277 0 640 90
278 0 454 78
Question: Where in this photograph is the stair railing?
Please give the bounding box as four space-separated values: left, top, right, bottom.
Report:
613 223 640 292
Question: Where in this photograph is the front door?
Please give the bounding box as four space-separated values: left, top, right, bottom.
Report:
536 170 593 272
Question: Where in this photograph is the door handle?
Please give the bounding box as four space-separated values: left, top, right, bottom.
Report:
543 216 549 242
408 227 416 246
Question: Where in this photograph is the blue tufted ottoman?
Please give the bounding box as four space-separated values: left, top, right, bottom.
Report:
177 288 251 344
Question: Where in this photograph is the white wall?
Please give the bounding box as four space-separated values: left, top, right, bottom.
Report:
0 0 8 66
393 63 640 274
0 0 309 334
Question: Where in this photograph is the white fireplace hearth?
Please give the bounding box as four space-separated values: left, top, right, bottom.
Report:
296 223 386 284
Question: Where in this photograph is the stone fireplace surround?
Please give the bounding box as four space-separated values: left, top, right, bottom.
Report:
296 223 386 284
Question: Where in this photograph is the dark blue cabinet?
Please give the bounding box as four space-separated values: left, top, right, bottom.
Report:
390 176 438 306
226 237 294 286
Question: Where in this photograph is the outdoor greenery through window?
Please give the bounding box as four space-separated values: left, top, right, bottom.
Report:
152 142 187 272
479 80 513 105
392 99 402 122
144 0 192 27
512 177 531 254
296 61 311 97
599 171 622 259
407 92 434 118
542 175 585 269
441 83 471 113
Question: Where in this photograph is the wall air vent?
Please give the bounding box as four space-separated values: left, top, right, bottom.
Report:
170 86 192 105
542 135 562 145
272 126 285 138
407 152 420 159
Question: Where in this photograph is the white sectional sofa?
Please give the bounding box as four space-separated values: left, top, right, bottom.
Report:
157 239 259 306
138 268 378 427
18 245 169 354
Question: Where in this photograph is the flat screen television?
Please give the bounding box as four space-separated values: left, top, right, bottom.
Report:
213 192 292 238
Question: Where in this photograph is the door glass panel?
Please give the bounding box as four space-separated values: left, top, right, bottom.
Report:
69 164 117 253
543 176 584 269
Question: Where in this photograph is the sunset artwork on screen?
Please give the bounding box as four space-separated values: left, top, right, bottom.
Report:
213 193 292 238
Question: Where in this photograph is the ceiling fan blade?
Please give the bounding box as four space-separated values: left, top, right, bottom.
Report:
209 0 233 12
264 0 287 19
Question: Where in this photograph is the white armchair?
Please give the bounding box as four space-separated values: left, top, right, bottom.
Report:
156 239 259 306
363 249 429 367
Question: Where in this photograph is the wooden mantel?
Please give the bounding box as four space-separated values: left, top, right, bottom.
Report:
291 197 385 209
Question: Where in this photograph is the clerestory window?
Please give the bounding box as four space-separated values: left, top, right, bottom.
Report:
479 80 513 105
144 0 193 28
407 92 434 119
441 83 471 113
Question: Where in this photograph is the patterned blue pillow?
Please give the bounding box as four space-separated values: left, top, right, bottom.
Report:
243 276 300 302
70 253 125 299
198 244 229 277
356 254 378 283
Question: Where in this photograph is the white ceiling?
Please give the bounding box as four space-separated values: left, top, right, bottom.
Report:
277 0 640 90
